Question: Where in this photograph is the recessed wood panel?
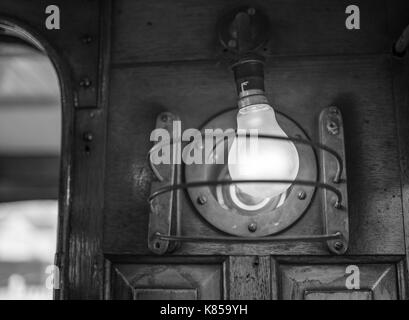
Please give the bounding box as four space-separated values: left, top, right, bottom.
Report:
277 263 399 300
133 288 197 300
304 290 372 300
106 258 225 300
104 55 404 255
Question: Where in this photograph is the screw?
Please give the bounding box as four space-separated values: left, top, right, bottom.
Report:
228 39 237 48
248 222 257 233
83 132 93 142
79 77 92 88
247 7 256 15
161 114 170 122
298 191 306 200
197 195 207 205
81 35 92 44
334 241 344 251
327 120 339 135
329 106 339 114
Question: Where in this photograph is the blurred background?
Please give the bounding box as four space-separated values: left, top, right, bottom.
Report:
0 30 60 299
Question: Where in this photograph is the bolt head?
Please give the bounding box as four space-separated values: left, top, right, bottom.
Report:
161 114 170 122
334 241 344 251
247 7 256 15
248 222 257 233
197 195 207 205
81 35 92 44
79 77 91 88
327 120 339 135
298 191 306 200
83 132 93 142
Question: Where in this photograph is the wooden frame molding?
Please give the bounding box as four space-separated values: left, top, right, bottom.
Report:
0 14 75 299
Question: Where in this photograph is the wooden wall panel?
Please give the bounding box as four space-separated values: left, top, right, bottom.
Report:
104 54 404 255
0 0 101 107
105 256 226 300
277 262 399 300
0 0 110 299
273 256 407 300
228 256 271 299
2 0 409 299
111 0 404 65
66 108 107 299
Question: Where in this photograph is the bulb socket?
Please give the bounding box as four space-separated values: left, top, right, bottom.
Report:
232 57 268 109
237 93 269 109
233 58 265 94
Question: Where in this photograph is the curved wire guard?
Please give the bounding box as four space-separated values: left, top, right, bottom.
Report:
149 179 343 208
148 133 343 183
148 128 345 247
154 232 342 243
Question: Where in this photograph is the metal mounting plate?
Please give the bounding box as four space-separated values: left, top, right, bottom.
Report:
319 106 349 254
147 108 348 255
148 112 181 254
184 109 318 237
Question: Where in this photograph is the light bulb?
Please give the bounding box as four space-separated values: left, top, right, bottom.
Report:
228 103 300 199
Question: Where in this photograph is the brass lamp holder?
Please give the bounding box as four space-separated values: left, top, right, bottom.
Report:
147 6 349 256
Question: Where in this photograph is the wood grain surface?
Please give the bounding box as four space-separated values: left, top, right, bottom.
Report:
112 0 404 65
0 0 101 107
104 54 404 255
228 256 271 299
2 0 409 299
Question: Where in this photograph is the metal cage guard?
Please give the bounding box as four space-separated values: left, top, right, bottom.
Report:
154 232 343 243
149 179 343 208
148 133 343 184
147 107 348 255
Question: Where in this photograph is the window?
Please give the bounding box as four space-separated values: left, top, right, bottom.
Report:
0 31 61 300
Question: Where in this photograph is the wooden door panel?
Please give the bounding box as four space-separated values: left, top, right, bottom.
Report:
277 263 399 300
104 256 406 300
105 258 226 300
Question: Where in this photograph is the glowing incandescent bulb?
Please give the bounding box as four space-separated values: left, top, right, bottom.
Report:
228 103 300 199
227 56 300 200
